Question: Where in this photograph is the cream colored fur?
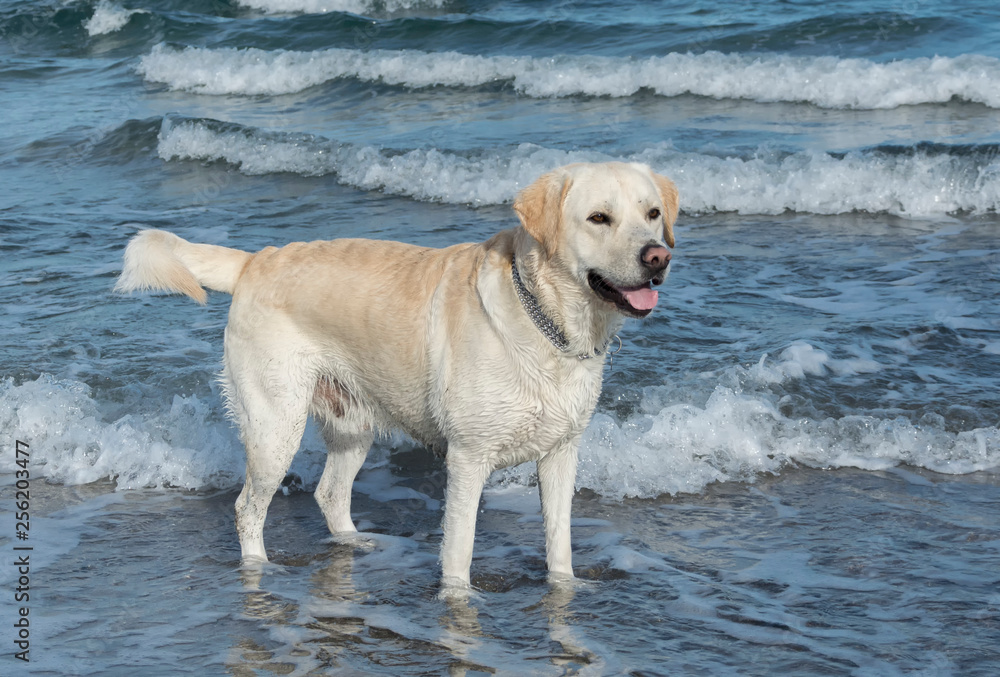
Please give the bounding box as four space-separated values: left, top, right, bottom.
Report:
116 162 679 587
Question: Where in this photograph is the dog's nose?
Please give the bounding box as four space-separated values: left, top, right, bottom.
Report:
640 243 671 274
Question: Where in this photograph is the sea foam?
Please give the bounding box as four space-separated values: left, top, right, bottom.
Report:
156 117 1000 217
574 389 999 501
3 343 997 497
84 1 146 36
495 342 1000 500
0 375 243 490
138 44 1000 109
235 0 448 14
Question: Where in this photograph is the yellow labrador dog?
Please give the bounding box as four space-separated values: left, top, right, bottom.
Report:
116 162 677 586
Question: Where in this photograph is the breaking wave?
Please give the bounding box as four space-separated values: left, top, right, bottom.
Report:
3 343 997 496
155 116 1000 216
138 44 1000 109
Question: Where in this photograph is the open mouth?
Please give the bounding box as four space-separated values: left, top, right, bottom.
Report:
587 271 661 318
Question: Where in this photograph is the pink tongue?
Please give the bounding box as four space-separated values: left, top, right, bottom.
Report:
621 287 658 310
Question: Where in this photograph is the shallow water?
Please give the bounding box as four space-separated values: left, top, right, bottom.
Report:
2 0 999 674
2 463 998 675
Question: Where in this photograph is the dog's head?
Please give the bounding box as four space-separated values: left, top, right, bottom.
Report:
514 162 679 318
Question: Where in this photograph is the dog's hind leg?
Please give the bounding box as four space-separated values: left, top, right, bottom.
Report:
315 423 372 534
227 352 312 563
234 408 309 562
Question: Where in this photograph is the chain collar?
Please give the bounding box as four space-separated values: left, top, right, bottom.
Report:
511 254 609 360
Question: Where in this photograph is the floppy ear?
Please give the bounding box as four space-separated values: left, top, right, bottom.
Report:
650 171 679 248
513 169 570 258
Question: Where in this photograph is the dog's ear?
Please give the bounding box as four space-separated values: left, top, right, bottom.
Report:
514 169 571 258
650 171 679 248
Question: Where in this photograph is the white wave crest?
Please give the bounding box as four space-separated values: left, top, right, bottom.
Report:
0 375 244 490
577 395 1000 501
499 344 1000 501
137 44 1000 109
156 117 589 204
84 1 146 36
156 118 1000 217
236 0 448 14
5 349 994 499
637 144 1000 217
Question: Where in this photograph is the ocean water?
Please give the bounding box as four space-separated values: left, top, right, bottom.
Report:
1 0 999 674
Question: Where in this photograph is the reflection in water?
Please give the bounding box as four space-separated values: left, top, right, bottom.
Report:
232 562 302 674
438 590 490 676
227 529 614 675
544 579 605 673
311 542 362 603
307 542 367 670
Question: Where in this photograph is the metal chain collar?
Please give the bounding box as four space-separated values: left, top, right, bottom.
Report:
511 255 610 360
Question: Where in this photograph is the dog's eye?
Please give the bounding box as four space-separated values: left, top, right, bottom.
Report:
648 208 661 220
588 212 610 225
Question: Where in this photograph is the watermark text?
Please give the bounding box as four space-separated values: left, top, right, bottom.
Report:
12 440 32 663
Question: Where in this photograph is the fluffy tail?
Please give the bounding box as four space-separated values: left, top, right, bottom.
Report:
114 229 252 305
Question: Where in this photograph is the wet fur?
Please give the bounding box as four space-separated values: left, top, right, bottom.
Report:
115 162 679 586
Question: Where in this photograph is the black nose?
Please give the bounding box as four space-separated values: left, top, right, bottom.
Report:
639 243 671 275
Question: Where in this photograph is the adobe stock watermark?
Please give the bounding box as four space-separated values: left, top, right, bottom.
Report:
11 440 32 663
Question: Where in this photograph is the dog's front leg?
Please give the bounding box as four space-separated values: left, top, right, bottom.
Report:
439 455 491 586
537 443 580 580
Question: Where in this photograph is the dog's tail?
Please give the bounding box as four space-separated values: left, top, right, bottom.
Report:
114 229 252 305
